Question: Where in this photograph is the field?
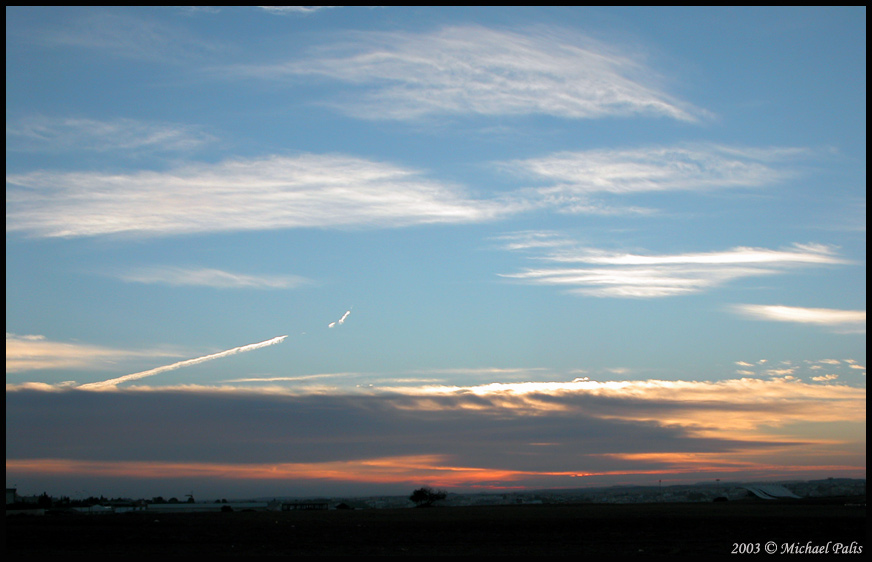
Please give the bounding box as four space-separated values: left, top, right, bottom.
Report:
6 497 866 556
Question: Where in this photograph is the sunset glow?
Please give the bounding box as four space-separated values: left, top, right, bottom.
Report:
7 7 864 500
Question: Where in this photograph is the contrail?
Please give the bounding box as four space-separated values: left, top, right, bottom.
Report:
329 308 352 328
78 335 288 390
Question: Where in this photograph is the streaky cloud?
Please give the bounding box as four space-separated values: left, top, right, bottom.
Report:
3 455 579 490
491 230 576 251
118 266 311 289
77 335 288 390
257 6 338 15
542 243 848 266
237 25 706 122
500 241 849 298
6 154 519 238
5 333 180 374
732 304 866 334
504 143 808 215
6 116 216 153
35 11 224 63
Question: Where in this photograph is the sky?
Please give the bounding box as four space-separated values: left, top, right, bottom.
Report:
6 6 866 500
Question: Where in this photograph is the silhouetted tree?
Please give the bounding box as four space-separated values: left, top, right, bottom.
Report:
410 486 447 507
37 492 52 508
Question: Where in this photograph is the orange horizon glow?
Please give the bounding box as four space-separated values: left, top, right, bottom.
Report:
4 456 572 487
6 455 864 490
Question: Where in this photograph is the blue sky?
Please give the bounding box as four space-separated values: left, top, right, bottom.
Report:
6 7 865 499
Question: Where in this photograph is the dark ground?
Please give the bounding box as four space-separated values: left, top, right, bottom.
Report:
6 496 866 556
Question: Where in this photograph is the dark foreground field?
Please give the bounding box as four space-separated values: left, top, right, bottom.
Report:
7 497 866 556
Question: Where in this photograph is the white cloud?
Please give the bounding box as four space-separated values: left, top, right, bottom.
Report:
763 367 797 378
240 25 705 121
734 357 864 382
38 12 222 63
732 305 866 334
500 242 850 298
491 231 575 251
5 333 180 374
119 266 310 289
257 6 338 15
543 243 846 266
6 116 217 153
505 143 805 214
6 154 519 238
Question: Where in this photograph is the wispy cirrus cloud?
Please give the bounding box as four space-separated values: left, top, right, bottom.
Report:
237 25 705 122
504 143 806 215
34 11 223 63
6 116 217 153
732 304 866 334
492 230 576 251
118 266 311 289
499 238 850 298
6 154 520 238
256 6 338 15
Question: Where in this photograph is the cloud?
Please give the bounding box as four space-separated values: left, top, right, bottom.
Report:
12 375 865 434
5 333 180 374
732 305 866 334
504 143 806 214
733 358 864 381
238 25 705 121
5 141 815 239
373 377 866 431
6 376 865 493
499 240 849 298
257 6 338 15
224 372 362 384
118 266 311 289
6 116 217 153
491 231 576 251
6 154 519 238
35 11 223 63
